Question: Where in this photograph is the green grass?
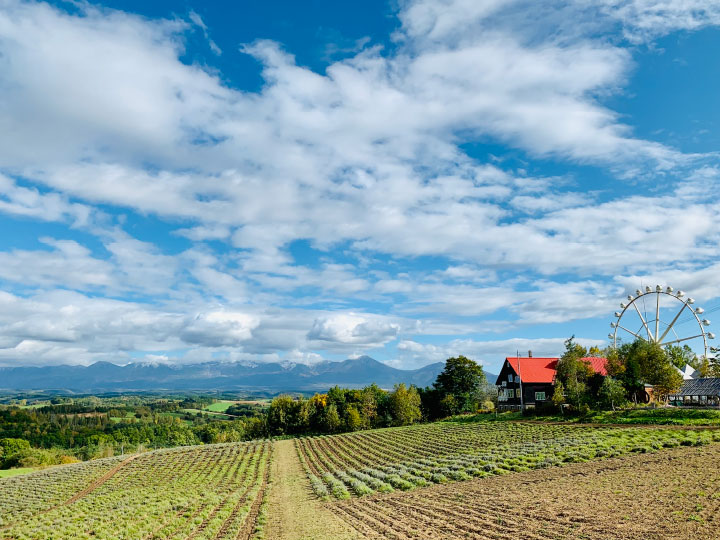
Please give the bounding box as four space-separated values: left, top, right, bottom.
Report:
205 400 236 412
109 412 136 423
461 407 720 426
585 408 720 426
19 402 51 409
179 408 229 419
0 467 38 479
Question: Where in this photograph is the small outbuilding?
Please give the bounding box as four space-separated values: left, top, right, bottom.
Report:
668 378 720 407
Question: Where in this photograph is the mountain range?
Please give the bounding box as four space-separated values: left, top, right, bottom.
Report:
0 356 497 394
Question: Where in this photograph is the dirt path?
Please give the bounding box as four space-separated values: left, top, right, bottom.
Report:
264 439 360 540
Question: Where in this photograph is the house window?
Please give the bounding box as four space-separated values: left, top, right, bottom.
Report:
501 381 507 387
508 374 514 383
510 389 516 399
535 392 546 401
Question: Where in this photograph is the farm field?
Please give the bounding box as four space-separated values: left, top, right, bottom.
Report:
0 440 272 540
295 420 720 499
3 420 720 540
330 443 720 539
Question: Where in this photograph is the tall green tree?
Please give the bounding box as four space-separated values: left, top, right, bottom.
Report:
387 384 421 426
432 355 486 415
266 395 308 435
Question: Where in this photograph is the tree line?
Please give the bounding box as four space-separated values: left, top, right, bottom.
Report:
551 337 709 413
264 356 491 435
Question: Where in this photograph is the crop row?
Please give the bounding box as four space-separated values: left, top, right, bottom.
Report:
296 421 720 499
0 440 273 540
0 455 127 526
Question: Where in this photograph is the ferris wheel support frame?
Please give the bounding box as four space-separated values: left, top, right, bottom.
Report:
609 285 714 358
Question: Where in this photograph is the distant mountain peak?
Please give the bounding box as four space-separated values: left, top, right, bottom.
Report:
0 356 450 393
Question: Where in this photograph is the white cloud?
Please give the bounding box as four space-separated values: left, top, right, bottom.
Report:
0 1 231 168
0 238 114 290
0 174 92 226
188 10 221 55
598 0 720 41
308 314 400 348
180 311 259 347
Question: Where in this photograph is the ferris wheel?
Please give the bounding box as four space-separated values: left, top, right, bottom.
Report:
609 285 715 358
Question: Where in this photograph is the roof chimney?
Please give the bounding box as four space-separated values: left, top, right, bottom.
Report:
528 350 532 358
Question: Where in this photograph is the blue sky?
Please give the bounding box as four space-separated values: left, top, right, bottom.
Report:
1 0 720 372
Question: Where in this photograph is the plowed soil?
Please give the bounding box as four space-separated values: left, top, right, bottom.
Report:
330 444 720 539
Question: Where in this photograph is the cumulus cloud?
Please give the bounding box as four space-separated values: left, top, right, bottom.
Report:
308 314 401 348
180 311 259 347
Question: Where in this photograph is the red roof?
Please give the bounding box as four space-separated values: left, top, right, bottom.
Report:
582 356 608 376
505 357 558 383
503 356 608 383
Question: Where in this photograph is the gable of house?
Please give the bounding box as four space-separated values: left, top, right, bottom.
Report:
499 357 558 384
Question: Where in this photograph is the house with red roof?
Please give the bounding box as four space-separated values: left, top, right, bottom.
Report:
496 354 608 410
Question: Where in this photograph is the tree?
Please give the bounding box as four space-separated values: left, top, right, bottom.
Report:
554 337 592 408
665 344 698 370
0 438 32 468
551 381 565 411
598 377 627 410
440 394 460 417
388 384 421 426
345 406 363 432
433 356 486 415
266 395 307 435
418 387 443 421
614 340 683 403
323 404 342 433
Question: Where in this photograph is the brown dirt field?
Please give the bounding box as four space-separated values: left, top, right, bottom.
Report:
265 439 360 540
330 444 720 539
